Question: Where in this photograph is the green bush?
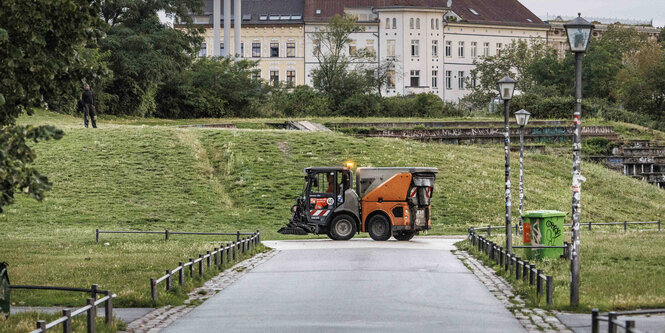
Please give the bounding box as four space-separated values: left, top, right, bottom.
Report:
380 93 451 117
268 86 330 117
339 93 382 117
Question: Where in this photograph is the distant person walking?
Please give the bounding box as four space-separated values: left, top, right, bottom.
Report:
81 84 97 128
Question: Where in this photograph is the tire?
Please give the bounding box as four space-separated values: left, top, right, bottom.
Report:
329 214 356 241
326 229 336 240
367 214 392 241
393 230 416 241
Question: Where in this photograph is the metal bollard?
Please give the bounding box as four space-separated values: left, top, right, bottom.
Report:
87 298 97 333
515 257 521 280
591 309 599 333
608 312 617 333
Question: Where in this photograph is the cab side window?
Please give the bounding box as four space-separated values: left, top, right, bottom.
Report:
311 172 334 195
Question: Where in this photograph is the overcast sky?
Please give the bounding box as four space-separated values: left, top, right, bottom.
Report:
519 0 665 28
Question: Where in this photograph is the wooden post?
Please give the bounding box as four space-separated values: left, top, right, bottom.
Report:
37 320 47 332
536 270 543 298
529 264 536 285
499 248 504 267
87 297 96 333
198 254 204 277
242 238 246 253
237 230 240 242
178 262 184 285
608 312 617 333
96 229 99 243
523 261 529 283
257 230 260 243
189 258 194 277
165 229 170 241
625 320 635 333
104 291 113 325
91 284 98 300
206 251 211 268
226 243 231 262
165 270 171 291
624 221 627 232
546 276 553 306
487 224 491 237
63 308 73 333
150 278 157 301
591 309 599 333
515 257 521 280
588 221 591 231
658 220 661 231
233 242 237 261
214 248 219 266
220 245 225 267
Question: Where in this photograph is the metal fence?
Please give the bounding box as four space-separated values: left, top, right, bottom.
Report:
8 284 115 333
591 308 665 333
473 220 661 237
468 229 555 306
95 229 256 242
149 230 261 301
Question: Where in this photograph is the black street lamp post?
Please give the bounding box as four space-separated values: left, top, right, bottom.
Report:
497 75 517 253
515 109 531 231
564 13 594 308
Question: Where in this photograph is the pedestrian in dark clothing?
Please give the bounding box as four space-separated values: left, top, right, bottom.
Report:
81 84 97 128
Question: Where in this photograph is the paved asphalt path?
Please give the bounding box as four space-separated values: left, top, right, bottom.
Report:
162 237 526 333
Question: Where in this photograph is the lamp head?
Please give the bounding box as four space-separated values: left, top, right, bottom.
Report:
564 13 595 53
497 75 517 101
514 109 531 127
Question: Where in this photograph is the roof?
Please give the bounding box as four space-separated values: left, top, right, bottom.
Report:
304 0 449 22
449 0 548 28
200 0 305 25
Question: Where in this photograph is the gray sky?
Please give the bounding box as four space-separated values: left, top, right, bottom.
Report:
519 0 665 28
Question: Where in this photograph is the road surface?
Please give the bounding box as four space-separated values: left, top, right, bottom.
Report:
162 237 525 332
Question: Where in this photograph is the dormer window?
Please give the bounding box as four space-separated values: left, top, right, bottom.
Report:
469 8 479 16
315 9 321 15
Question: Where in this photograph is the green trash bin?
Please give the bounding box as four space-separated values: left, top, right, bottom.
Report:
522 210 566 259
0 262 9 318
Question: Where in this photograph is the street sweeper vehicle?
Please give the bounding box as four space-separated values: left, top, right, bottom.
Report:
278 166 437 241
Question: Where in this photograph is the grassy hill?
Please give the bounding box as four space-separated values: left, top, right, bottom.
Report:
2 110 664 308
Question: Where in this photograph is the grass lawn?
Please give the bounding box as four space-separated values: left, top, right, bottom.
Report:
457 229 665 312
1 110 663 315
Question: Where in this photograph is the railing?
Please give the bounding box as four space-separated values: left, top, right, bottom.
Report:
470 225 571 258
9 284 115 333
467 229 555 306
472 219 661 237
591 308 665 333
149 230 261 301
95 229 256 242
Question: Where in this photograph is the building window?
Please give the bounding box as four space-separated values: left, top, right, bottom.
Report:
252 70 261 81
432 70 438 88
445 70 452 89
349 40 357 56
392 18 397 29
496 43 502 56
199 42 207 57
386 18 391 29
270 42 279 57
471 41 477 58
472 77 477 88
458 41 465 57
416 18 420 29
445 40 451 57
286 70 296 87
270 70 279 85
432 40 438 58
387 70 395 89
366 39 375 55
436 19 439 30
252 42 261 57
410 18 414 29
458 71 465 89
411 40 419 57
431 19 434 30
221 43 225 56
484 42 490 56
410 70 420 87
387 40 396 57
240 43 244 57
287 42 296 57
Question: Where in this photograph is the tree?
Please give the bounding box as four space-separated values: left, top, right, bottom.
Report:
310 15 377 114
0 0 100 211
659 27 665 45
616 41 665 119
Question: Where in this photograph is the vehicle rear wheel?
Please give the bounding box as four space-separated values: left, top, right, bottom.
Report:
368 215 391 241
329 214 356 241
393 230 416 241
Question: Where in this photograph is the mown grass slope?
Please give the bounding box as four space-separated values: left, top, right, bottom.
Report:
2 110 664 311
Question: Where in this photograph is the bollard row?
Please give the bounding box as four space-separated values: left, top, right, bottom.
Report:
468 229 554 306
150 230 261 301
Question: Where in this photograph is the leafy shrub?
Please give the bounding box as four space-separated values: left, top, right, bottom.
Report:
268 86 330 117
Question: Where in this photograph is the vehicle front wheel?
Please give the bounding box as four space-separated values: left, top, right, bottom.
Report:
329 214 356 241
368 215 391 241
393 230 415 241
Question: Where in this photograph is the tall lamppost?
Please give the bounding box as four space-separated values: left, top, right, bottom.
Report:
497 75 517 253
515 109 531 231
564 13 594 308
